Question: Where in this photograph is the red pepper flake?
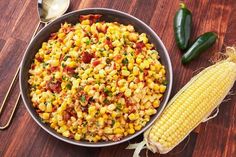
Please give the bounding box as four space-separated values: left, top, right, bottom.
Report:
81 51 94 63
92 59 101 67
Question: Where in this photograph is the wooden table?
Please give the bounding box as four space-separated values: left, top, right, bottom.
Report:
0 0 236 156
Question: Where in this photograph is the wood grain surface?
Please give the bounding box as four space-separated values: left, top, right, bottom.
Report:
0 0 236 157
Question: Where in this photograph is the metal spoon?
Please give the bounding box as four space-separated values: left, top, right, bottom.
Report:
0 0 70 130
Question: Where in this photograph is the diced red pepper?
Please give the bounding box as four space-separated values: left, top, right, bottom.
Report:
63 66 75 74
46 80 61 93
63 111 70 121
81 51 94 63
92 59 101 67
135 42 145 54
143 70 148 76
80 14 102 24
105 38 113 49
35 56 43 62
50 66 60 73
114 55 122 61
31 64 36 70
49 33 58 40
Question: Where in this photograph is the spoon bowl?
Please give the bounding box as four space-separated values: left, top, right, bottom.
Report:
38 0 70 23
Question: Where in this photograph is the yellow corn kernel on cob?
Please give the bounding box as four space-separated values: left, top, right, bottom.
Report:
128 47 236 155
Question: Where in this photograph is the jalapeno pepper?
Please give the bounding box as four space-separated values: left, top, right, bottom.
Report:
174 3 192 50
182 32 217 64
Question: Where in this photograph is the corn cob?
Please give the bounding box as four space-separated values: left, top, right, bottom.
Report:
128 47 236 155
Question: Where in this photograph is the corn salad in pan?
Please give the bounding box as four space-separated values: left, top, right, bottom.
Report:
28 14 167 142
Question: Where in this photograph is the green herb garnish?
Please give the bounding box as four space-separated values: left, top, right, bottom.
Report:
116 103 122 111
42 62 49 68
104 88 112 96
103 98 110 104
163 80 168 85
85 39 90 45
62 63 66 68
81 95 86 103
63 56 70 61
122 58 128 65
111 120 115 127
66 83 72 90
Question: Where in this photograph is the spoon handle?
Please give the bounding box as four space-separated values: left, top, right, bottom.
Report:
0 21 43 130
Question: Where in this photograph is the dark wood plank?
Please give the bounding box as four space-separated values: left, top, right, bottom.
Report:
0 0 236 157
192 1 236 157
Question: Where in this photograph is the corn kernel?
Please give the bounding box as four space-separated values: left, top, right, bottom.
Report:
100 107 107 114
108 104 116 111
38 103 46 111
54 72 62 79
128 63 134 70
159 85 166 93
114 122 121 128
74 133 81 140
46 103 53 112
98 117 104 127
128 128 135 134
114 128 123 134
99 69 106 78
122 70 130 76
134 125 142 131
42 113 50 120
62 130 70 137
124 88 132 97
58 33 66 38
120 87 126 92
118 79 127 86
153 99 160 108
104 127 113 134
81 73 88 80
88 106 96 116
128 33 138 42
133 66 139 76
128 113 137 121
136 57 142 64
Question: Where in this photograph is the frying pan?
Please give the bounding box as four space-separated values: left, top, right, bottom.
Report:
19 8 173 147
